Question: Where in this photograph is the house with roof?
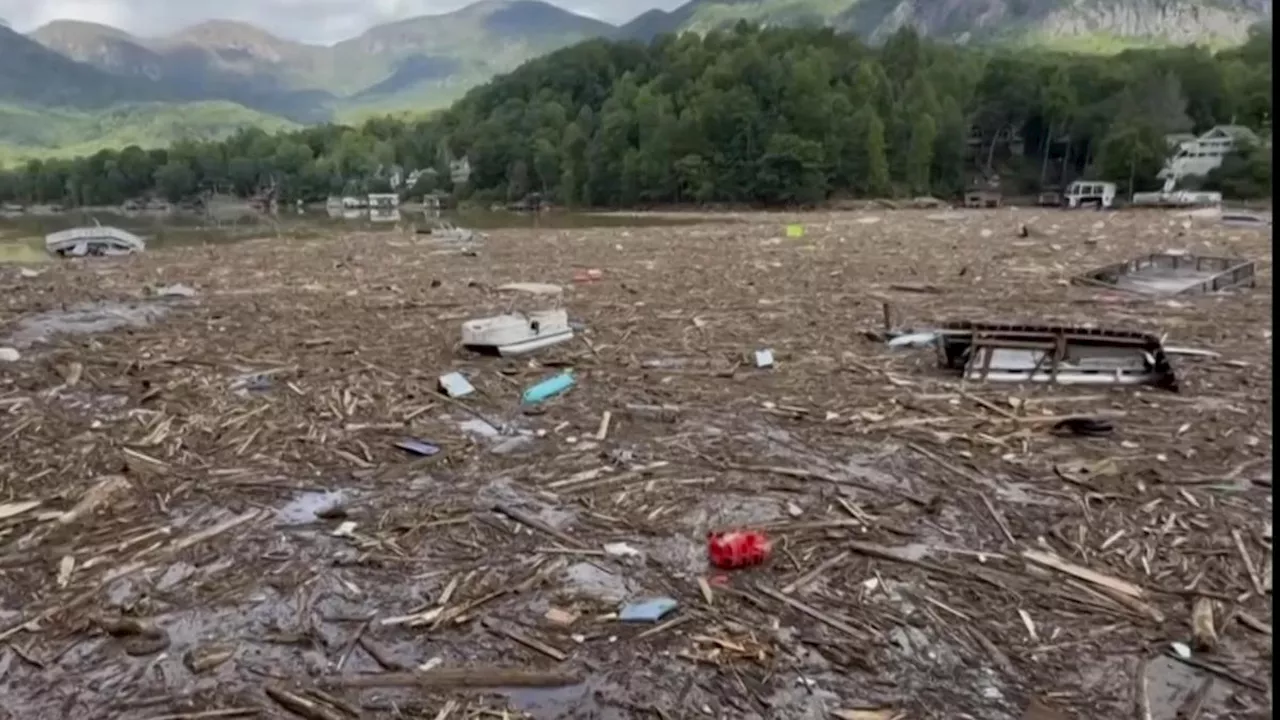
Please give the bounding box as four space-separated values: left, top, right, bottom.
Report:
1159 125 1260 185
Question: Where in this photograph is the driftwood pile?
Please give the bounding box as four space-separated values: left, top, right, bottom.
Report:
0 208 1270 719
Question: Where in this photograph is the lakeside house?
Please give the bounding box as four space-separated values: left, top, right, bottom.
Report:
1158 125 1260 185
450 158 472 186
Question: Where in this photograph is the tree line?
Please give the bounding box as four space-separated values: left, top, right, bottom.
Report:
0 24 1271 208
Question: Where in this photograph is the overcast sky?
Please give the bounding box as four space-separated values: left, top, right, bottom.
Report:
2 0 684 43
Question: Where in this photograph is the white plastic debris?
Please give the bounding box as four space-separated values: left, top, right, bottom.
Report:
156 283 197 298
603 542 642 558
887 331 939 349
438 372 475 398
0 348 19 362
1171 642 1192 659
754 349 775 368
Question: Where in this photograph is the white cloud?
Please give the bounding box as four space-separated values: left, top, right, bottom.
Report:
1 0 687 44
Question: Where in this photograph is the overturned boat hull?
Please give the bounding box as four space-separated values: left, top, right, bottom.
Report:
45 226 145 257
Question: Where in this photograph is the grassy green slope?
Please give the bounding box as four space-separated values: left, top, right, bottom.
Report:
0 101 298 162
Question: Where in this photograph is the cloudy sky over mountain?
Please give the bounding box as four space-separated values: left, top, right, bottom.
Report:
2 0 682 42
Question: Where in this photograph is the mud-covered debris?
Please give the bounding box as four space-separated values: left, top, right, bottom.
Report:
602 542 642 558
264 684 347 720
544 608 578 626
321 668 582 689
1191 598 1218 651
1021 698 1069 720
394 438 440 456
151 283 197 298
1051 417 1115 437
832 710 900 720
278 490 349 525
184 644 237 674
0 501 39 520
96 616 170 656
563 562 631 603
57 475 131 525
0 209 1268 720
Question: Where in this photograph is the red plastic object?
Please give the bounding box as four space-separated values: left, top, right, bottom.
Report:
707 530 772 570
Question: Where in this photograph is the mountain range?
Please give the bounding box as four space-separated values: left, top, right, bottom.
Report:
0 0 1271 159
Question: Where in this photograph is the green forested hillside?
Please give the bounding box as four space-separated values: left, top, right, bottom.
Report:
0 102 298 162
0 25 1271 206
4 0 1270 156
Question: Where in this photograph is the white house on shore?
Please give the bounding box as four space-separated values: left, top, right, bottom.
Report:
1158 125 1260 186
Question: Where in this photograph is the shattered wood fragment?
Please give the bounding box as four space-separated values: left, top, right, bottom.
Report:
320 668 581 689
833 710 902 720
0 501 40 520
1231 529 1265 596
1022 550 1147 599
493 503 586 549
58 475 131 525
480 617 567 661
780 550 850 595
755 584 872 640
264 685 347 720
184 644 237 674
544 608 578 626
1235 611 1271 636
1190 598 1217 651
137 709 259 720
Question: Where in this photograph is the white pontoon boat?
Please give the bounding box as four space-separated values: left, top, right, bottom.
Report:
462 282 573 357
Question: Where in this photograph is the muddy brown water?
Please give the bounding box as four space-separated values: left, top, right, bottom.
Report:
0 208 707 263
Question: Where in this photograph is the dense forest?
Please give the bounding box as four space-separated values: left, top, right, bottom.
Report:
0 24 1272 208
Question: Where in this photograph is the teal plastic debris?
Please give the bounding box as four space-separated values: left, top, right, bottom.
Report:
618 596 678 622
521 371 575 404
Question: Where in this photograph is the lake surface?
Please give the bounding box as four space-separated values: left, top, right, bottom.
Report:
0 207 702 264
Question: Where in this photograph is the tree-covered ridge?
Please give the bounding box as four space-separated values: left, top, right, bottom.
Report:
0 25 1271 208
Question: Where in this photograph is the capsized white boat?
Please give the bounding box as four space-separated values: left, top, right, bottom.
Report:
45 224 145 257
419 220 475 243
462 282 573 357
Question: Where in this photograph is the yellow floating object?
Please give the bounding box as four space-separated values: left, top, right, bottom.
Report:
785 224 805 238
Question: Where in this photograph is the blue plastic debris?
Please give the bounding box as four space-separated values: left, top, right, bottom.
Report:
618 596 678 623
438 372 475 398
521 371 575 405
395 438 441 456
